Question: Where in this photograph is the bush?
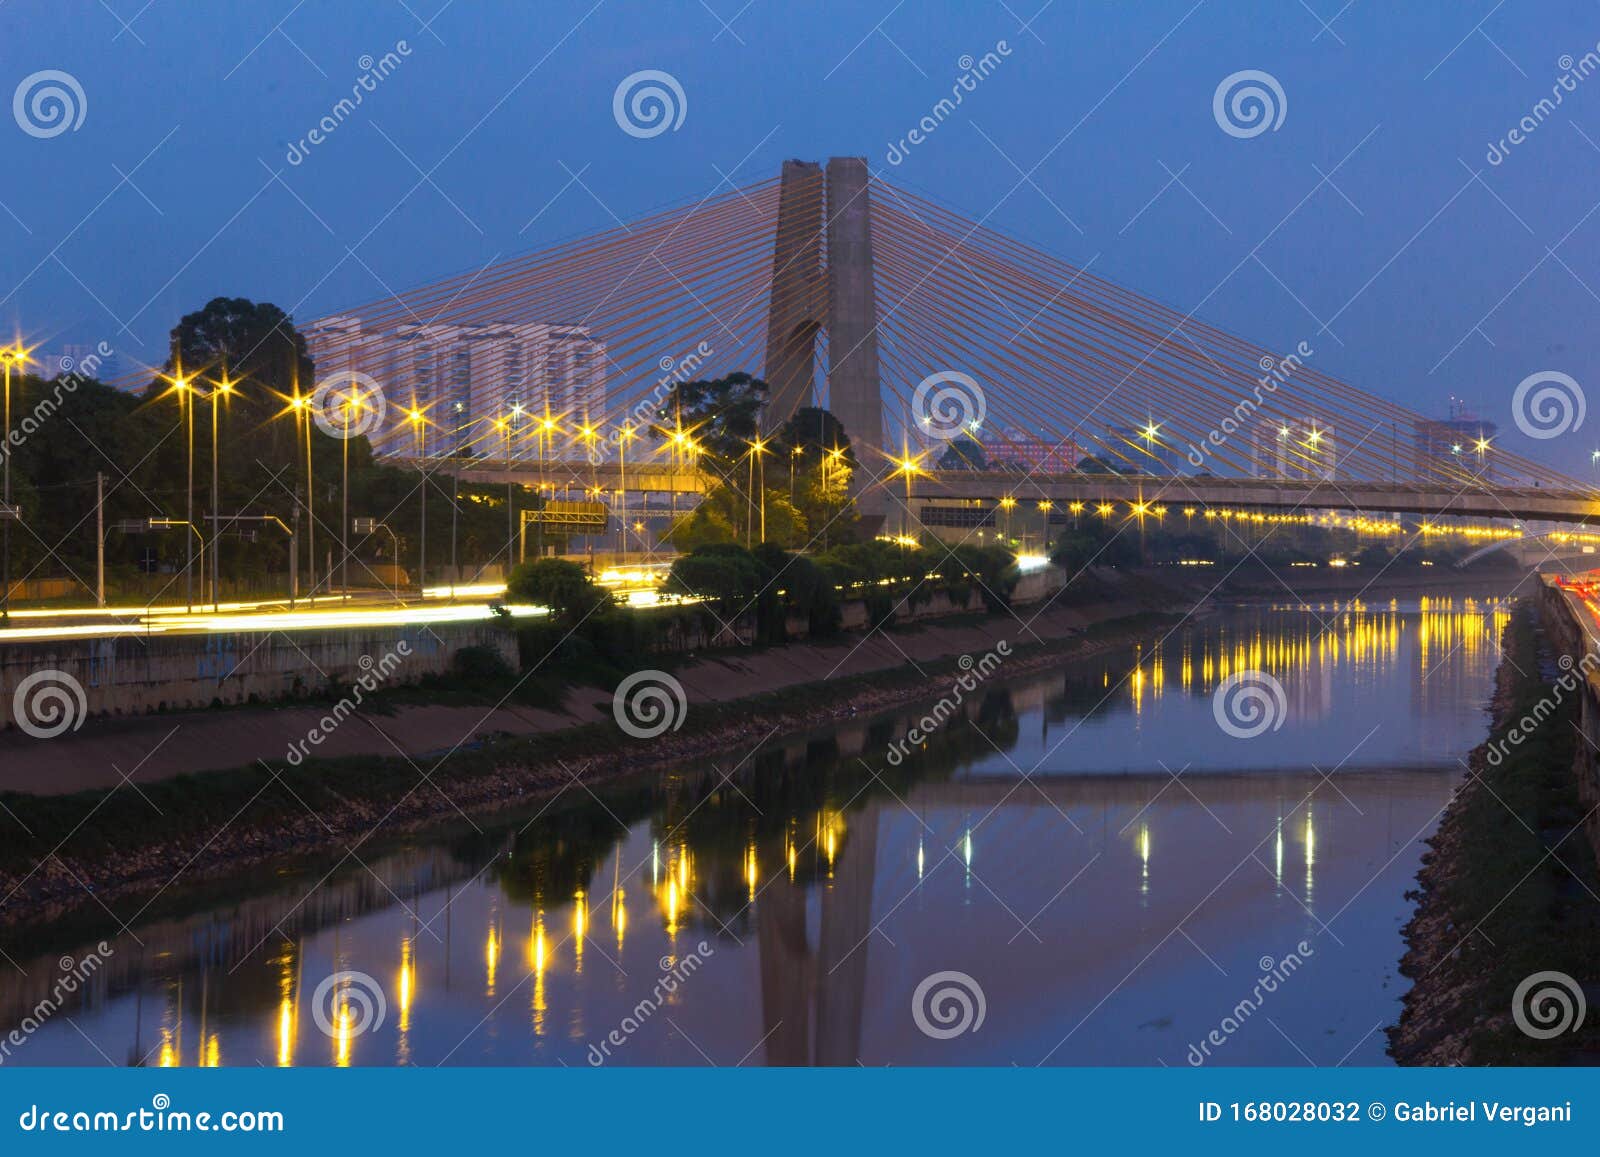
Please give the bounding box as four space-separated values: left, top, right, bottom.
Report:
452 644 515 682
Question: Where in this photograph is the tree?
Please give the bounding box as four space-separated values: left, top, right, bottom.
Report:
667 484 808 551
1051 518 1139 572
1075 454 1127 475
772 406 853 461
669 502 738 552
938 436 986 471
153 296 315 467
657 372 768 465
665 544 764 612
506 557 611 623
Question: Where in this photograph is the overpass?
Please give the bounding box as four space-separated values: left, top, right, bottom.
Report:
427 457 1600 527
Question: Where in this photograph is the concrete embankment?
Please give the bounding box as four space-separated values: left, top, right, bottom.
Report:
0 566 1066 794
1388 586 1600 1064
0 569 1185 928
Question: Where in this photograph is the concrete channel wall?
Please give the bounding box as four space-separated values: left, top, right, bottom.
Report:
0 621 520 728
0 565 1066 730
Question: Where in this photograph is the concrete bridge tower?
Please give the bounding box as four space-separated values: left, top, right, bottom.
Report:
763 157 884 459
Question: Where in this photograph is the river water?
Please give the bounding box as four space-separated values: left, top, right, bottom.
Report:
0 593 1511 1067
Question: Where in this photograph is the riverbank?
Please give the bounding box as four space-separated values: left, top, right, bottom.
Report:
0 571 1188 933
1388 599 1600 1064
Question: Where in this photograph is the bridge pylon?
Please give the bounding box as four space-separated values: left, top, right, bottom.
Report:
763 157 884 467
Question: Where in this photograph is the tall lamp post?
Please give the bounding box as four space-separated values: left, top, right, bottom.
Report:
162 370 199 610
747 435 768 545
0 345 29 619
290 392 315 597
410 408 426 594
207 375 233 611
617 423 635 562
498 414 513 570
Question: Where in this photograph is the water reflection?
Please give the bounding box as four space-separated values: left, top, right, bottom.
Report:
0 597 1508 1067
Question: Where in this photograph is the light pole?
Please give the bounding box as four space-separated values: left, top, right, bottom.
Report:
747 435 768 545
999 495 1016 544
411 408 426 593
0 344 28 619
162 370 199 610
618 423 635 561
208 375 233 610
291 392 315 597
341 399 352 594
499 414 514 570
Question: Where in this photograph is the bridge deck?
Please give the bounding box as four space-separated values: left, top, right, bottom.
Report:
409 457 1600 525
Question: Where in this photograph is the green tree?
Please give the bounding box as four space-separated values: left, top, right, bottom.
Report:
656 372 768 465
507 557 611 624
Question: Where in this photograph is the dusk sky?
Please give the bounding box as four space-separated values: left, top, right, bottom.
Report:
5 0 1600 470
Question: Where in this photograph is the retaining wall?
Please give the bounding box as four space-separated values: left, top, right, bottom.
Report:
0 622 519 728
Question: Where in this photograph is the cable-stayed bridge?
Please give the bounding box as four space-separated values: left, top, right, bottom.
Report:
223 157 1600 526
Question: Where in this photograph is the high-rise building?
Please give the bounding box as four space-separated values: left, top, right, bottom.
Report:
1250 419 1337 481
303 318 607 456
1413 414 1496 483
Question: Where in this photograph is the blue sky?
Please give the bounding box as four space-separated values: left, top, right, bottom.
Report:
4 0 1600 471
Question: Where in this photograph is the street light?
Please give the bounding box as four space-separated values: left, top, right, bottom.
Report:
410 407 427 592
0 343 31 619
289 391 315 596
497 414 514 569
895 450 924 540
746 434 768 545
207 374 234 611
162 369 199 610
618 423 636 560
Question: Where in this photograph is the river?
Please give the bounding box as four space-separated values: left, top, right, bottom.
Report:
0 592 1511 1067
